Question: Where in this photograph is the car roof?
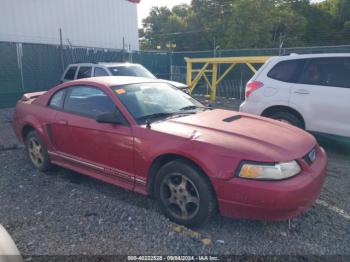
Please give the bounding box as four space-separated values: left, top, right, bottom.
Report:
69 76 165 87
98 62 140 67
272 53 350 61
67 62 140 67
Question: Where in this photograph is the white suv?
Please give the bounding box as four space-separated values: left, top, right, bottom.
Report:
61 62 188 92
240 53 350 138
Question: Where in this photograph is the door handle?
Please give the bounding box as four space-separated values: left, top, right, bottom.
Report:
58 120 68 125
294 89 310 95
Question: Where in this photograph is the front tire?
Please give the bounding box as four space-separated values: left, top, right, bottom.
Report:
25 130 52 172
154 160 216 227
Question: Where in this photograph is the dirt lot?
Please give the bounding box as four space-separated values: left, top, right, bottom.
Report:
0 96 349 258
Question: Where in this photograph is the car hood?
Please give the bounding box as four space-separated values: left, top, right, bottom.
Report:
158 79 188 89
151 109 316 162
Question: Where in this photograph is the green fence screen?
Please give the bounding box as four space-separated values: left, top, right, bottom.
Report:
1 41 350 108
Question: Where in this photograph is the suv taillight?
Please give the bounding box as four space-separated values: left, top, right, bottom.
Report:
245 81 264 98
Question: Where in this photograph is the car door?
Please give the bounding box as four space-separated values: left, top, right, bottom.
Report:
290 57 350 137
62 85 135 189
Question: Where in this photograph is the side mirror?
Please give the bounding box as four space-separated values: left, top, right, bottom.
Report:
96 112 125 125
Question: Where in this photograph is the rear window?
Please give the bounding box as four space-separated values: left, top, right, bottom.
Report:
64 66 77 80
108 65 156 79
77 67 92 79
267 59 304 83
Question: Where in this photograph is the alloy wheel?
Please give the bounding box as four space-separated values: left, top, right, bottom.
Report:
160 173 200 220
28 137 44 167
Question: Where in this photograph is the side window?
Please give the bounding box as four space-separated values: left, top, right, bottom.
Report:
77 67 92 79
63 86 117 118
64 66 77 81
49 89 66 109
94 67 109 77
299 58 350 88
267 59 304 83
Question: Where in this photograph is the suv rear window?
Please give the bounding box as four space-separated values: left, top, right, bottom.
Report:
267 59 304 83
64 67 77 80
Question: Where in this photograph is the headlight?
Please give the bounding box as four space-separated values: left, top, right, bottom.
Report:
238 161 301 180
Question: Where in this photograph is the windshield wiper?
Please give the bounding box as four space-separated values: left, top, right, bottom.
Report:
137 112 174 122
179 105 212 111
138 111 197 126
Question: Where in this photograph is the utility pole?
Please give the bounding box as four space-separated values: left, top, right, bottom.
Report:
122 37 126 61
129 44 132 62
279 32 285 56
213 38 216 57
166 41 176 80
59 28 65 73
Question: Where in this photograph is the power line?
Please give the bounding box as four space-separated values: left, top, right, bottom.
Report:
144 29 210 37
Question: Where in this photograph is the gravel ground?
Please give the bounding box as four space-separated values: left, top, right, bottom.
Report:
0 96 349 258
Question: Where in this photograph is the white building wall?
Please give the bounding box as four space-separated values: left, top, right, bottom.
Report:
0 0 139 50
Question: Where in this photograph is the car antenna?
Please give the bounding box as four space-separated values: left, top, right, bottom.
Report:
146 120 151 129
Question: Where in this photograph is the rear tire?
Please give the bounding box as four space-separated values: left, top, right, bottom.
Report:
154 160 216 227
266 111 304 129
25 130 52 172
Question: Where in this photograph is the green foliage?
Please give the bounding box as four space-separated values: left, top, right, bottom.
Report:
141 0 350 51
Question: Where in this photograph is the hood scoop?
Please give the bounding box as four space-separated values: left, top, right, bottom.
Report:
223 115 242 123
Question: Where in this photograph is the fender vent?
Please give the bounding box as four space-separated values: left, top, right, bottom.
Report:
223 115 241 122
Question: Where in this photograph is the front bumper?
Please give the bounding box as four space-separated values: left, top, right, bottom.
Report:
213 146 328 221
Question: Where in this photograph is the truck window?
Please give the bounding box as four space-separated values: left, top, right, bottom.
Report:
94 67 109 77
77 67 92 79
64 66 77 81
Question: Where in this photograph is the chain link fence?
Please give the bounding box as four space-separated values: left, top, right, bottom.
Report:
1 41 350 108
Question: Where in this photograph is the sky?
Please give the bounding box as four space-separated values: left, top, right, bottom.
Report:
137 0 325 28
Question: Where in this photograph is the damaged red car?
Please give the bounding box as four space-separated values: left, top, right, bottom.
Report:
13 77 327 227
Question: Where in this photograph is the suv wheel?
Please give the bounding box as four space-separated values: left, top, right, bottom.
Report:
267 111 304 129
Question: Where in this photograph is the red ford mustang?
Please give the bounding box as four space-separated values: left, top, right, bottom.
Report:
13 76 327 227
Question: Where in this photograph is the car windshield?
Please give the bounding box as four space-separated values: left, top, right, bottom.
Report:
108 65 157 79
112 83 206 124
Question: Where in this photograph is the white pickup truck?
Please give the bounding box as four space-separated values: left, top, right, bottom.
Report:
61 62 189 93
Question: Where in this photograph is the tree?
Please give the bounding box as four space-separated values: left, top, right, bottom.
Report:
223 0 276 48
271 1 307 47
140 0 350 50
317 0 350 44
141 5 194 51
